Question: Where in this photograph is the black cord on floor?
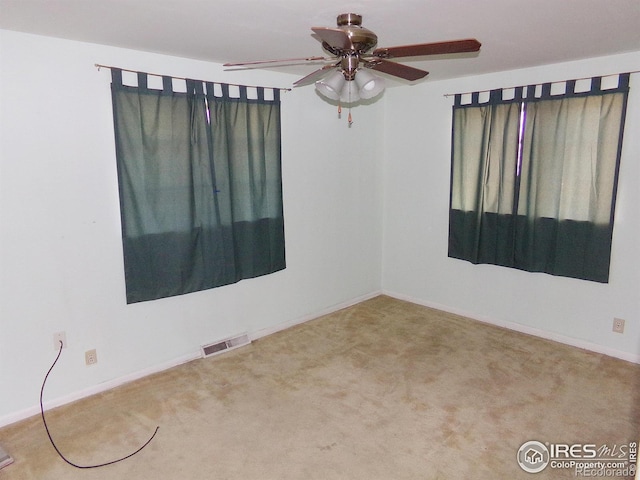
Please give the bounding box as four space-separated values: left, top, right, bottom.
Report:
40 340 160 469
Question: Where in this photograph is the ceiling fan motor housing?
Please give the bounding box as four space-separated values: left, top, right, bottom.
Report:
322 13 379 81
322 13 378 56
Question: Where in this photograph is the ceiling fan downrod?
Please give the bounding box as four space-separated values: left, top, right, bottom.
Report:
340 54 359 80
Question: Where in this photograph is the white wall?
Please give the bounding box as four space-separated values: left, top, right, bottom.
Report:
0 30 384 425
381 52 640 363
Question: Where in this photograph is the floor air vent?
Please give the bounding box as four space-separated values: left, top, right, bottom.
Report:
201 333 251 358
0 444 13 470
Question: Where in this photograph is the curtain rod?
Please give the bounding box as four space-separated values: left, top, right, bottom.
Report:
94 63 292 91
442 69 639 98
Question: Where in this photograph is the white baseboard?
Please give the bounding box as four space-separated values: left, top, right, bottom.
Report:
0 351 201 429
250 290 383 341
383 290 640 365
0 290 383 429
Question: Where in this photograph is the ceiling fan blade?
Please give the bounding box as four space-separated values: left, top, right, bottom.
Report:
373 39 481 59
293 64 338 87
311 27 353 50
367 60 428 81
223 56 328 67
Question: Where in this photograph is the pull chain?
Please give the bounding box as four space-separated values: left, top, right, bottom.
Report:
347 84 354 127
337 102 353 127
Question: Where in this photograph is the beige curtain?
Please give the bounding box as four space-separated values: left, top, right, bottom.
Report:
449 74 629 282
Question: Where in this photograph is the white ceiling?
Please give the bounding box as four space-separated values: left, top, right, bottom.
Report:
1 0 639 84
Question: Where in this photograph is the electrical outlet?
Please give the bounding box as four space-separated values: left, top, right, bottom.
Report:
53 332 67 350
85 349 98 366
612 318 625 334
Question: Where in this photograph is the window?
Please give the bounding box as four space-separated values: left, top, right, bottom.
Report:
449 74 630 282
110 70 285 303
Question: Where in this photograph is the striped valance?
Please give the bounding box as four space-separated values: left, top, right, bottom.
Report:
110 68 281 104
454 72 630 107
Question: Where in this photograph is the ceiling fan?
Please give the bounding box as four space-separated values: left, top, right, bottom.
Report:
224 13 481 106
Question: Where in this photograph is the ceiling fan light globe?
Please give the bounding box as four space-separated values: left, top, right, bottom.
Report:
315 70 345 100
355 69 385 99
339 80 361 104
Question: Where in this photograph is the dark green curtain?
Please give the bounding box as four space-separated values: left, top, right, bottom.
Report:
111 70 285 303
449 74 629 282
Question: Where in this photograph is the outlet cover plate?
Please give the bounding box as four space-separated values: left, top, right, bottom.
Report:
613 318 625 334
85 349 98 366
53 332 67 350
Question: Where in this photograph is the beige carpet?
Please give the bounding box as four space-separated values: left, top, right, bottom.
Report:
1 296 638 479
